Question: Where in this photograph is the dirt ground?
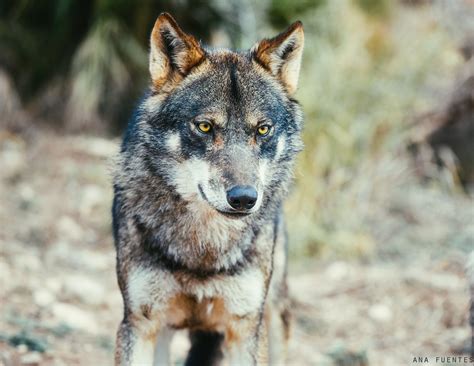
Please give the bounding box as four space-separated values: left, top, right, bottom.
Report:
0 132 472 366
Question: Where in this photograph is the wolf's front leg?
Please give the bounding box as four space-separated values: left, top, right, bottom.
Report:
225 314 269 366
115 316 160 366
266 301 291 365
115 318 156 366
154 327 174 366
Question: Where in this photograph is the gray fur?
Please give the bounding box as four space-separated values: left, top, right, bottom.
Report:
113 13 304 366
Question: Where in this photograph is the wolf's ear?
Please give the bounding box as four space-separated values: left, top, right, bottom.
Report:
149 13 205 88
252 21 304 95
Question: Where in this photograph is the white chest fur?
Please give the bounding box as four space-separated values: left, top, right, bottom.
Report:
127 265 265 323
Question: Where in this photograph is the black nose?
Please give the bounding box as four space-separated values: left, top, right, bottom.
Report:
226 185 258 210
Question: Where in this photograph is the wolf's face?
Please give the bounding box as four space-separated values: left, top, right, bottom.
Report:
142 14 304 217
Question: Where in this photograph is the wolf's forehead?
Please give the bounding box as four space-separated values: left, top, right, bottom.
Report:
187 52 284 127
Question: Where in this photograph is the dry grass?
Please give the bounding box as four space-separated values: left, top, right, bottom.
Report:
285 0 466 257
66 18 147 132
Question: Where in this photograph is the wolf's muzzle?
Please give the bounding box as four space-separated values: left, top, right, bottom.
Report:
226 185 258 211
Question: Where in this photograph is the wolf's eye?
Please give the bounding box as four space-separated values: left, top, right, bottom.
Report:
257 125 271 136
197 121 212 133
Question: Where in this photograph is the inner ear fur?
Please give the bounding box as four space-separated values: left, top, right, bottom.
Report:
149 13 205 89
252 21 304 95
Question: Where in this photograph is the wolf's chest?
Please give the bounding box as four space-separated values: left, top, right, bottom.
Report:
127 266 265 328
165 294 230 331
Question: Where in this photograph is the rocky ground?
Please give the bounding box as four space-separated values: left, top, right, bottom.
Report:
0 132 472 366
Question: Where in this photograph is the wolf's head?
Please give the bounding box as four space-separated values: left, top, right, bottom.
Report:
136 13 304 218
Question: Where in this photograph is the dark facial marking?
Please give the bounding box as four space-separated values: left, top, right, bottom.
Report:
229 61 241 104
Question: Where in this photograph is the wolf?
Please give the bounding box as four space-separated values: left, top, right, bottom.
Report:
112 12 304 366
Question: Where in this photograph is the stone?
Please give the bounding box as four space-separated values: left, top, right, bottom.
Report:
51 303 98 334
79 185 104 216
21 352 42 365
368 303 393 323
56 216 83 242
33 289 56 307
63 274 105 306
326 261 350 280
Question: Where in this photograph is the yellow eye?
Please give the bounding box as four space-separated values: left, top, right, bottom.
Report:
197 122 212 133
257 125 271 136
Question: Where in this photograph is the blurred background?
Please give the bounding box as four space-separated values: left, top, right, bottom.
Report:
0 0 473 365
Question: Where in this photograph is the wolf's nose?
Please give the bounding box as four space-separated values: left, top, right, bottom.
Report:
226 185 258 210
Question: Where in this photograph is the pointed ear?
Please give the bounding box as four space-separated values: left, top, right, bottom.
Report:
252 21 304 95
149 13 205 88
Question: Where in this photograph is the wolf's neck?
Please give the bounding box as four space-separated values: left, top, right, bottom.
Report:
131 182 260 273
